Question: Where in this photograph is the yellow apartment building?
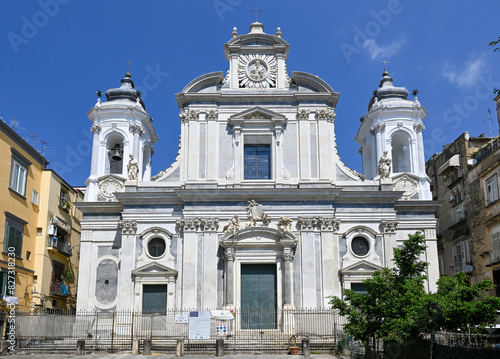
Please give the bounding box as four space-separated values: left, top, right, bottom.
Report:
0 120 44 315
0 120 83 321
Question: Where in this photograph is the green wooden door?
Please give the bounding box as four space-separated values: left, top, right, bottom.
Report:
240 264 277 329
142 284 167 314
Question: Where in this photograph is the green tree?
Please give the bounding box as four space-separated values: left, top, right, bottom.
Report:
329 231 430 346
489 36 500 94
430 271 500 332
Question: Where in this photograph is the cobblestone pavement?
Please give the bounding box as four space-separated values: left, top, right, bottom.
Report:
6 353 341 359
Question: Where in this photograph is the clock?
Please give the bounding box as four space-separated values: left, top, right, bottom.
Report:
99 178 123 199
394 177 417 198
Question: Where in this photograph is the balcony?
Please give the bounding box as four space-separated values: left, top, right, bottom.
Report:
449 202 466 227
47 238 73 257
49 281 68 296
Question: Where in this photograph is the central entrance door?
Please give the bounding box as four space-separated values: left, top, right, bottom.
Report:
240 263 277 329
142 284 167 314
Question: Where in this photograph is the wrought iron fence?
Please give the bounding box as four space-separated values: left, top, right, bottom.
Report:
10 308 345 353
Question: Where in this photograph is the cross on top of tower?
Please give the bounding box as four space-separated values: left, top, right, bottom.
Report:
381 59 388 73
125 61 132 77
250 5 263 22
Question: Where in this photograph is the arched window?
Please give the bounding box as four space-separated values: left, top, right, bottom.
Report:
106 134 124 175
391 131 411 173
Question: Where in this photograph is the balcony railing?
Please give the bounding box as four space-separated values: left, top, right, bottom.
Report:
49 281 67 296
48 238 73 256
449 202 466 227
474 138 500 164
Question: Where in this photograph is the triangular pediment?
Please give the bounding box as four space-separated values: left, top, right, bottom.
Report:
228 106 287 128
132 262 177 277
341 260 383 274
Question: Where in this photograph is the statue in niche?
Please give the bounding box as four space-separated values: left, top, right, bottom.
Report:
378 151 391 179
127 154 139 180
246 200 270 226
223 214 240 235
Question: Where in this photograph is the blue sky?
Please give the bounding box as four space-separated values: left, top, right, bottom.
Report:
0 0 499 186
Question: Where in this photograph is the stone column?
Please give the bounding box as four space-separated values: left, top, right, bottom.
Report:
282 246 294 308
225 247 235 308
89 123 101 178
425 228 439 293
371 124 383 168
414 123 426 176
117 220 137 311
76 231 93 311
380 220 398 267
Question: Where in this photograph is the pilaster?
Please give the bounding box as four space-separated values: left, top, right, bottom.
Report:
380 219 398 267
117 220 137 311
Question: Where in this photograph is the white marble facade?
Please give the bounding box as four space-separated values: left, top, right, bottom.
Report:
76 23 439 312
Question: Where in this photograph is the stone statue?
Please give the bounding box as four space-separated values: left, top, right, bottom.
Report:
245 200 270 226
127 154 139 180
277 216 293 232
378 151 391 179
223 215 240 235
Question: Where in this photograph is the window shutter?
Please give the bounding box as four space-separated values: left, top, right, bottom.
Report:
452 245 458 273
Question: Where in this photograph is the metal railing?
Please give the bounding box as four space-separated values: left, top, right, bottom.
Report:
48 238 73 256
11 308 345 353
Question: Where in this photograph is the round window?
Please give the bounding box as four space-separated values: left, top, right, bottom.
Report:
351 237 369 256
148 237 166 258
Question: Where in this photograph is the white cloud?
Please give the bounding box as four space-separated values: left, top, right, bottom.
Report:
363 39 404 61
442 55 486 87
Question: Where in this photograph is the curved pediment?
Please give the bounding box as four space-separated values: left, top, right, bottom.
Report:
182 71 224 93
291 72 335 94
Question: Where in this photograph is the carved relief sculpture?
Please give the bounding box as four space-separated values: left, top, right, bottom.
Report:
277 216 293 233
245 200 271 226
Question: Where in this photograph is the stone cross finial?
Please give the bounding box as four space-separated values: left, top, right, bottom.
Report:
250 5 263 22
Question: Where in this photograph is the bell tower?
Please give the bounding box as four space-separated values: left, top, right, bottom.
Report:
84 72 158 201
356 71 431 200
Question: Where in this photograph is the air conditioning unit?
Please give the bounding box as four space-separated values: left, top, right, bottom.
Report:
48 225 57 236
448 195 456 203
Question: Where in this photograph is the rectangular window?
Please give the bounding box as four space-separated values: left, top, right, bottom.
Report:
60 189 67 208
10 161 27 196
486 174 499 205
0 271 8 297
31 189 39 206
3 213 26 258
452 240 470 273
244 144 271 180
491 226 500 264
9 149 31 197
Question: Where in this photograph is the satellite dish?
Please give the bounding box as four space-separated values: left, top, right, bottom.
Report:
467 158 477 166
463 264 473 273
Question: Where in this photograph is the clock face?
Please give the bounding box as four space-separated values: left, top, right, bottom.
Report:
99 179 123 199
394 177 417 197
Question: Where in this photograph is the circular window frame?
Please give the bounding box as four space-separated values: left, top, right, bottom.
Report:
147 237 167 259
351 236 370 257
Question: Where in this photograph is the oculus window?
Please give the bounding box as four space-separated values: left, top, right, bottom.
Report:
148 238 166 258
351 236 369 256
244 144 271 180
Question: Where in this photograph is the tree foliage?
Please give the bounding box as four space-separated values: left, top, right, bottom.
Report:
330 231 500 346
429 272 500 333
489 36 500 94
330 231 430 345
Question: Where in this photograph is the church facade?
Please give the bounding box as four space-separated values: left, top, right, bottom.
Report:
76 22 439 313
